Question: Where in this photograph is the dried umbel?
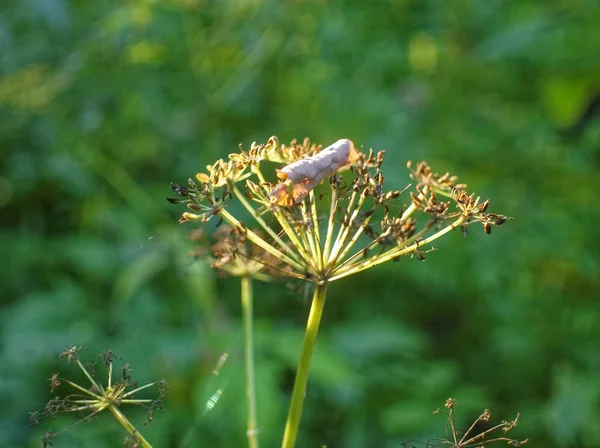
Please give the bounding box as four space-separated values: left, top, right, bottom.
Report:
426 398 528 447
169 136 507 285
30 346 167 448
189 225 286 280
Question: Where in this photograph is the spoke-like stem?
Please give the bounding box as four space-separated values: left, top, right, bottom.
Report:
329 216 466 282
275 207 318 274
62 378 103 400
233 186 302 264
68 404 107 412
121 382 159 399
321 187 338 263
76 359 105 394
242 276 259 448
326 189 357 265
108 404 153 448
334 218 435 275
281 283 328 448
334 207 375 266
300 198 320 269
333 228 392 274
220 209 306 273
107 362 113 389
326 189 368 268
254 169 317 273
400 187 428 221
308 191 323 269
119 399 156 404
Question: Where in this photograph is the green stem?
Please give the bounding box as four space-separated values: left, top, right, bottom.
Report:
242 276 259 448
329 215 466 282
108 404 153 448
281 283 328 448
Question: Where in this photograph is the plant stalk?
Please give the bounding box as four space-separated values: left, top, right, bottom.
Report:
281 283 328 448
241 276 260 448
108 404 153 448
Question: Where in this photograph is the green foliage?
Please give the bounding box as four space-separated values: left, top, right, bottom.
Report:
2 0 600 446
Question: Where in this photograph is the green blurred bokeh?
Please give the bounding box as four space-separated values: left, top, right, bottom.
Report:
2 1 600 447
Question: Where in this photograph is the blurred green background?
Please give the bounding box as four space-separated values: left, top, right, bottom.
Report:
2 0 600 447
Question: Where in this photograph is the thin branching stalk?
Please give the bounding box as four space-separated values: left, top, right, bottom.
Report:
242 276 259 448
108 404 153 448
219 210 305 272
281 283 328 448
32 347 165 447
329 216 467 282
321 187 338 262
233 186 303 265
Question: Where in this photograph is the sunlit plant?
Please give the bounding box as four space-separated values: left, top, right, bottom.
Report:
169 136 508 448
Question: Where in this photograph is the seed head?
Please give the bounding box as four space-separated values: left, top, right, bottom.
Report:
170 137 508 285
31 347 167 447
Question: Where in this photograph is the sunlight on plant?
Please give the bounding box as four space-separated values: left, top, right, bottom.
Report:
170 137 508 448
171 137 506 285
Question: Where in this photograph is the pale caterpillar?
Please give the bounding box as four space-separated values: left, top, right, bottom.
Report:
269 138 360 206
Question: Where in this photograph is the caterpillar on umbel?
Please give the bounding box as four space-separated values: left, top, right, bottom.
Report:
269 139 359 206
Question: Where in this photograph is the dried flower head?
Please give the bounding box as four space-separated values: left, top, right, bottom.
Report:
30 346 167 448
190 225 286 280
169 137 508 285
428 398 528 447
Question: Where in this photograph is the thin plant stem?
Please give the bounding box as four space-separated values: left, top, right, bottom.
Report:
334 207 375 265
281 283 328 448
76 359 105 393
108 361 113 389
233 186 303 264
327 190 367 267
219 210 305 272
241 276 259 448
108 404 153 448
400 187 428 221
62 379 103 400
307 191 323 269
328 216 466 282
332 228 392 274
299 200 319 268
326 189 358 265
254 169 318 273
121 382 160 399
321 187 338 262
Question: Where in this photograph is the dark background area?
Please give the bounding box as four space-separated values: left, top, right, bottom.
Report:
2 1 600 447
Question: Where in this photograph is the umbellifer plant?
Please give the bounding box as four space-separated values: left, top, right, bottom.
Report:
30 346 167 448
169 137 508 448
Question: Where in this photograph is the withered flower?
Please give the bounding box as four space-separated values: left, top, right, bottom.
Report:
191 225 286 281
31 346 167 448
431 398 528 447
